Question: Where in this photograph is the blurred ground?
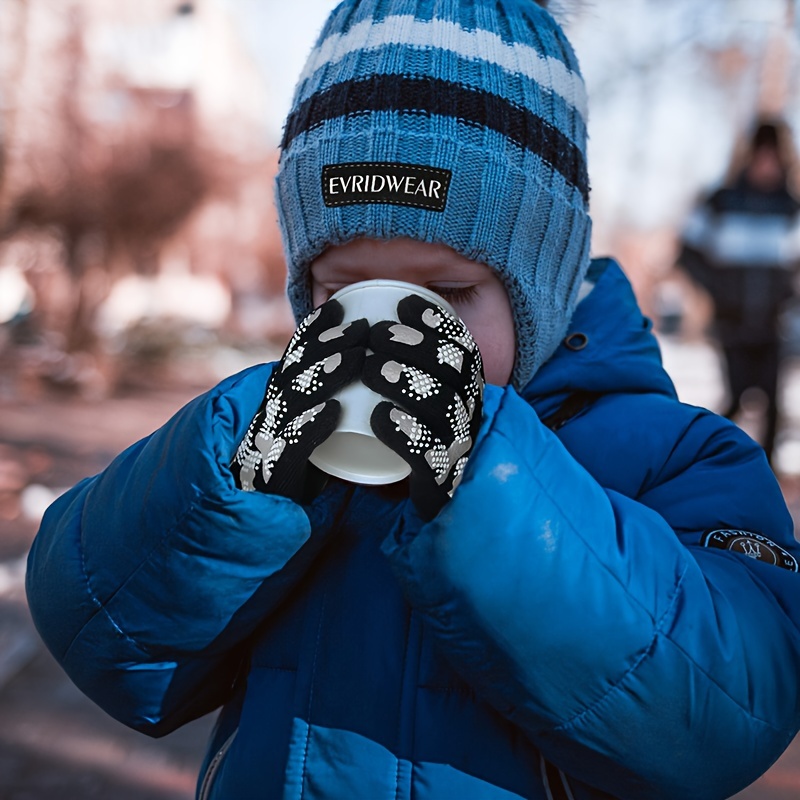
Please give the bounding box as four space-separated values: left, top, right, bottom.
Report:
0 337 799 799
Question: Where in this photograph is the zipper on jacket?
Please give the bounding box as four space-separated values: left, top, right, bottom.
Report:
540 754 576 800
198 729 238 800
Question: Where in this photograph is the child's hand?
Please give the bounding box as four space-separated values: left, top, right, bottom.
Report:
364 294 484 520
230 300 368 500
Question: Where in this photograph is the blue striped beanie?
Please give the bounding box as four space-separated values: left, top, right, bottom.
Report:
275 0 591 389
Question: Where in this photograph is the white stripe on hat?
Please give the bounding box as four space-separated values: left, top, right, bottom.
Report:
297 14 588 122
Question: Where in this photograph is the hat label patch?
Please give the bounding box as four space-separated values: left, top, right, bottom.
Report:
701 529 799 572
322 162 451 212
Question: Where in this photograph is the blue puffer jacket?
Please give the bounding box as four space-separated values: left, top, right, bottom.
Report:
26 260 800 800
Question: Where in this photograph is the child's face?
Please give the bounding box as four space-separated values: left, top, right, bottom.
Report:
310 237 516 386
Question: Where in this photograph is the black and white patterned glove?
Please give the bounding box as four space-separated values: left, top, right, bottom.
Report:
363 294 484 521
230 300 368 501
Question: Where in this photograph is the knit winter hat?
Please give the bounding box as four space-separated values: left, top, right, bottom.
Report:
275 0 591 389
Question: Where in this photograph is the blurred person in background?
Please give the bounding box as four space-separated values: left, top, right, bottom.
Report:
677 117 800 468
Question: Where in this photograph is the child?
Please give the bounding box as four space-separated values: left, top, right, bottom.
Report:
26 1 800 798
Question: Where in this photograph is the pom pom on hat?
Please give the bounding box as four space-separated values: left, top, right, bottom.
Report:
275 0 591 389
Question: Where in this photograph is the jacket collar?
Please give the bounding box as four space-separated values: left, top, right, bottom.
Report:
519 258 677 416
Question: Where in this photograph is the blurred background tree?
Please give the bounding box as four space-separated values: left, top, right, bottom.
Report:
4 9 211 360
0 0 290 397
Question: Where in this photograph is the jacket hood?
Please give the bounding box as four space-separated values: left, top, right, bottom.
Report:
520 258 677 411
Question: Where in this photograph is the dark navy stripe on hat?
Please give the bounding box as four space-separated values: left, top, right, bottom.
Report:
294 13 588 121
281 73 590 204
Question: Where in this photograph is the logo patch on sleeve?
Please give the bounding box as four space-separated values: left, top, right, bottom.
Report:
322 162 451 212
701 529 799 572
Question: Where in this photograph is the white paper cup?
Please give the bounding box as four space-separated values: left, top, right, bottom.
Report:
308 279 457 485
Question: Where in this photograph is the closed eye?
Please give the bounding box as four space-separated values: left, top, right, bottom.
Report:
430 285 478 304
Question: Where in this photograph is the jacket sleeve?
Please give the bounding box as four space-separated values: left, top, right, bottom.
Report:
676 199 717 296
25 363 346 736
382 384 800 800
677 242 715 296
